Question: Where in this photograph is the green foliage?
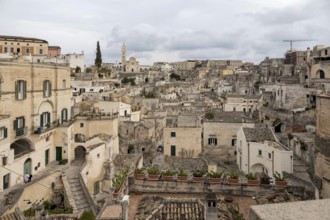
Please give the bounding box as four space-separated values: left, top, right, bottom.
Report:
23 208 36 217
161 170 177 176
114 82 120 88
49 206 73 215
205 112 214 120
112 168 129 190
141 88 156 98
228 206 245 220
75 66 81 73
43 200 51 210
86 67 92 73
245 172 257 180
147 166 161 175
229 171 239 179
79 210 96 220
273 171 289 181
207 171 223 178
134 167 146 174
121 77 135 86
193 170 206 177
177 169 187 176
170 72 181 80
95 41 102 68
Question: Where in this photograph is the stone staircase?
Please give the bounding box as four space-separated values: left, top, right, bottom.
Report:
0 212 17 220
62 161 90 215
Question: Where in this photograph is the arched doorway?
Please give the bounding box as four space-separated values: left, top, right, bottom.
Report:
74 146 86 162
250 163 268 175
24 158 32 176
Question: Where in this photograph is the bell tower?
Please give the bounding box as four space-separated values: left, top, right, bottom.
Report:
121 42 126 72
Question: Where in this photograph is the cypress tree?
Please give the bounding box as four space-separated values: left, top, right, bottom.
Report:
95 41 102 68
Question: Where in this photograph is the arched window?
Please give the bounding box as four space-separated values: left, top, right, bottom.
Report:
319 70 325 79
61 108 68 122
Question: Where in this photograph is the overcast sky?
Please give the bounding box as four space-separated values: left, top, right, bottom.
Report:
1 0 329 65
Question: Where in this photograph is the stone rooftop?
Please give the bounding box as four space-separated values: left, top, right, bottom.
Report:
250 198 330 220
206 112 255 123
292 132 315 143
243 127 276 142
134 196 204 220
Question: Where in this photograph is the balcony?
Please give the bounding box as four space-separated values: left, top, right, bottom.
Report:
16 127 27 137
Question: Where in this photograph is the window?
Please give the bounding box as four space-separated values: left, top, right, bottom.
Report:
15 80 27 100
40 112 51 127
4 47 7 53
3 173 10 190
319 70 325 79
80 123 84 128
208 138 217 145
39 49 43 54
233 107 236 112
62 79 66 89
26 48 30 54
43 80 51 97
13 117 25 136
0 127 8 139
231 139 237 146
268 153 272 159
2 157 8 166
10 48 14 53
61 108 68 122
170 132 176 137
258 150 262 156
171 145 176 156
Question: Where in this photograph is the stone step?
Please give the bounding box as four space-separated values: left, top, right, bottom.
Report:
77 203 89 210
0 212 17 220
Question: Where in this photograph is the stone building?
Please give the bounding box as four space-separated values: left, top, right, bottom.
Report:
224 94 261 113
236 127 293 177
203 112 255 148
314 94 330 198
0 58 71 191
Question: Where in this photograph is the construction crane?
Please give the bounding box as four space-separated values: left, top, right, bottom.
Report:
283 39 317 51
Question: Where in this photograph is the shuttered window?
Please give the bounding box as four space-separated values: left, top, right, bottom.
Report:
15 80 27 100
43 80 52 97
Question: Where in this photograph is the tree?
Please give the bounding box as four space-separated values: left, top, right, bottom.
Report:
94 41 102 68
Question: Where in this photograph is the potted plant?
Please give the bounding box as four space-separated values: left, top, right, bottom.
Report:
192 170 206 182
112 169 128 198
147 166 160 181
134 167 145 180
273 171 288 186
177 169 188 181
207 171 223 183
227 171 239 184
161 170 177 181
245 172 259 185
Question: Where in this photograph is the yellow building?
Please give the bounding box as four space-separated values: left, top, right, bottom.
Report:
0 35 49 56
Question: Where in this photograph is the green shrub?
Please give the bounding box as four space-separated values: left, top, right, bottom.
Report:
79 210 96 220
207 171 223 178
147 166 161 175
43 200 51 210
245 172 257 180
273 171 289 181
134 167 145 174
177 169 187 176
23 208 36 217
229 171 239 179
161 170 177 176
193 170 206 177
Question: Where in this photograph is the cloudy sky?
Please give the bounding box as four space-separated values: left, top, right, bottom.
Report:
1 0 329 65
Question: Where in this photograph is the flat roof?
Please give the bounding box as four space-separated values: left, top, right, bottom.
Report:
0 35 48 44
250 199 330 220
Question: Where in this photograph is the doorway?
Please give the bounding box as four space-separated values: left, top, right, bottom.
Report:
24 158 32 176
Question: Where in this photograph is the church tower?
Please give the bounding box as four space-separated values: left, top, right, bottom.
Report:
121 42 126 72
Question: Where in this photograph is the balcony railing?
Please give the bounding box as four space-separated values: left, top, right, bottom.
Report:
16 127 27 137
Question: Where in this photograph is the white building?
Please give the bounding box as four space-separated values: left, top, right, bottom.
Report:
236 127 293 177
224 94 261 113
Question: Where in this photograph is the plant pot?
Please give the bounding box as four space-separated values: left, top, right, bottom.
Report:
193 176 204 182
177 176 188 181
148 174 159 181
276 180 288 186
247 180 260 186
163 175 174 181
209 178 221 183
227 178 239 184
134 173 145 180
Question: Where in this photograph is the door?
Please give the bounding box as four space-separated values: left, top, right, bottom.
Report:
24 158 32 176
171 145 176 156
45 149 49 166
3 173 10 190
56 147 62 161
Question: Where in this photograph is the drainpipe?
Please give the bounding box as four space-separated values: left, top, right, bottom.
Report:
248 142 250 173
272 151 274 176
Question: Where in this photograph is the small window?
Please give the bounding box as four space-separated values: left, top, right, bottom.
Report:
15 80 27 100
80 123 84 128
0 127 8 139
171 145 176 156
208 138 217 145
10 48 14 53
2 157 8 166
62 79 66 89
26 48 30 54
40 112 51 127
170 132 176 137
43 80 52 97
268 153 272 159
39 49 43 54
97 153 100 158
4 47 8 53
258 150 262 156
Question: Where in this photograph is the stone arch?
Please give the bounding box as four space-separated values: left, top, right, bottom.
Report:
250 163 268 175
74 133 88 142
10 138 34 159
38 100 54 114
317 69 325 79
74 145 86 162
